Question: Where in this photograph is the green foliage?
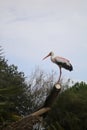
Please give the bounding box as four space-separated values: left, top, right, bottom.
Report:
0 47 55 128
0 47 33 128
1 46 87 130
46 82 87 130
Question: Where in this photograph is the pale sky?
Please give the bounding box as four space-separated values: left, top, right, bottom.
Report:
0 0 87 82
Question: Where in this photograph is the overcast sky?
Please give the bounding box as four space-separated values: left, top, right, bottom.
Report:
0 0 87 82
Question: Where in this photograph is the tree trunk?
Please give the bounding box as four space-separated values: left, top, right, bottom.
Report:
4 83 61 130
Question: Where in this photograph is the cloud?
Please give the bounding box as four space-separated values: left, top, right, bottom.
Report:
0 0 87 81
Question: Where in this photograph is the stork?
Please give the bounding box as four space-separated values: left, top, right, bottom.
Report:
43 51 73 83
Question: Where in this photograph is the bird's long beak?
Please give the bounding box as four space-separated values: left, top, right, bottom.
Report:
42 53 51 60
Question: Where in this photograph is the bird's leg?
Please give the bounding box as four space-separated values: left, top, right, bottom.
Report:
57 67 62 83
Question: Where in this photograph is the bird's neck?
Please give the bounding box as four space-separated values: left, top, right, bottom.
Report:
50 54 55 62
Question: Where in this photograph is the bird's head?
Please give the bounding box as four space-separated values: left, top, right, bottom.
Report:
43 51 54 60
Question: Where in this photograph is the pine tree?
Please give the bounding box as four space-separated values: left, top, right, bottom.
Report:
46 82 87 130
0 47 32 128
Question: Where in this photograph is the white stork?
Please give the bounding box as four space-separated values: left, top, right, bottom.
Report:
43 51 73 83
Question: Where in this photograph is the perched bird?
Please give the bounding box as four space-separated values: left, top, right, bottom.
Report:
43 51 73 83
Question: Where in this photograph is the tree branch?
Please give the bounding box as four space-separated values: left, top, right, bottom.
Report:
4 83 61 130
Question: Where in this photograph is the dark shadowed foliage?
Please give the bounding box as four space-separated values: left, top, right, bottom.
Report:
45 82 87 130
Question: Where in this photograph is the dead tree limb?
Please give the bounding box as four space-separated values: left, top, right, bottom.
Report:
4 83 61 130
43 83 61 108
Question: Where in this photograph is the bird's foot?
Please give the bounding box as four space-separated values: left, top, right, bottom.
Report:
55 81 60 86
57 79 60 84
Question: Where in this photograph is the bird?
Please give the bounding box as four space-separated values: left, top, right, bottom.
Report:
43 51 73 83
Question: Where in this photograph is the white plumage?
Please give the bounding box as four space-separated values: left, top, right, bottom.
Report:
43 51 73 83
